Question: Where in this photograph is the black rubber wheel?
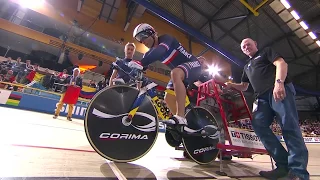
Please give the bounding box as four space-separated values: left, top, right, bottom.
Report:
165 130 182 147
84 85 159 162
182 106 220 165
183 151 191 159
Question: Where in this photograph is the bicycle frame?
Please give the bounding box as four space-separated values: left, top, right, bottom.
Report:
127 82 191 121
111 61 192 121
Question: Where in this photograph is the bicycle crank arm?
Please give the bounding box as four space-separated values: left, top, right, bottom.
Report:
166 125 219 138
166 127 203 137
181 131 206 137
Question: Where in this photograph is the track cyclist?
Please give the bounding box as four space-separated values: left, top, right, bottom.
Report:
129 23 202 128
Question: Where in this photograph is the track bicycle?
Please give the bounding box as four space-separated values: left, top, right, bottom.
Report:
84 62 221 165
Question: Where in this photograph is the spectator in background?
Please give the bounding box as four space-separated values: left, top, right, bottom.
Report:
13 57 22 66
41 68 55 89
3 69 16 83
25 63 39 84
51 69 69 92
53 68 83 121
12 57 23 76
17 60 35 84
3 57 13 65
2 69 17 90
0 57 13 74
89 80 97 88
109 42 136 86
57 69 69 80
97 77 106 91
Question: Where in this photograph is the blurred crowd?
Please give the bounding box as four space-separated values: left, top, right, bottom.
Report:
271 119 320 136
0 56 107 93
0 56 34 90
235 117 320 137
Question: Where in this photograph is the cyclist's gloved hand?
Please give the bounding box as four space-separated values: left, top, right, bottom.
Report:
111 62 119 70
128 60 143 71
142 66 148 72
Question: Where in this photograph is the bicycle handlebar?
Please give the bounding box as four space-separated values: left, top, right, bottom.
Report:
111 62 145 83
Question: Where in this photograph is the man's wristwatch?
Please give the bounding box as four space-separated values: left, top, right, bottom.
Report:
276 79 284 84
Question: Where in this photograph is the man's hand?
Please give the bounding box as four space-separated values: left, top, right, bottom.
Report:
273 83 286 102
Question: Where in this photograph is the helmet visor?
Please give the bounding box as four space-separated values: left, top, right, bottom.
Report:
134 31 153 43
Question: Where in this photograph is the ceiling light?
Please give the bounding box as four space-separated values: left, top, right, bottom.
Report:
206 65 220 76
19 0 44 9
280 0 291 9
308 32 317 40
299 21 309 30
290 10 300 20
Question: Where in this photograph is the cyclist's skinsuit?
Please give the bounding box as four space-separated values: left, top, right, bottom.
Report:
198 71 211 83
139 34 202 89
188 71 212 104
111 58 133 83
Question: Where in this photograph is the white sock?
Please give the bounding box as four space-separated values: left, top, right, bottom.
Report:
173 115 187 125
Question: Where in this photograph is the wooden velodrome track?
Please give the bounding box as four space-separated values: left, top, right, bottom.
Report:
0 106 319 180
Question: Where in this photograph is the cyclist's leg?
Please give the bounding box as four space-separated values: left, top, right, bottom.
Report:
164 81 177 115
170 60 202 124
170 68 187 124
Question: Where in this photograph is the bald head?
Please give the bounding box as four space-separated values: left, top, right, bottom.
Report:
240 38 258 58
73 68 80 76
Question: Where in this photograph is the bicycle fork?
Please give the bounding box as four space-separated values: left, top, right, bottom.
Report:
126 83 159 121
126 91 148 121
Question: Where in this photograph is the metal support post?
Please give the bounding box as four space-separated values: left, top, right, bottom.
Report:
239 0 269 16
216 150 227 176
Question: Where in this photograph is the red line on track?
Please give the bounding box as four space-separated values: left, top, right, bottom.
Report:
10 144 96 153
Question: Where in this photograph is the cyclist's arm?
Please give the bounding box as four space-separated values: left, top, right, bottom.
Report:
140 46 166 66
109 69 118 86
140 35 174 67
136 81 142 90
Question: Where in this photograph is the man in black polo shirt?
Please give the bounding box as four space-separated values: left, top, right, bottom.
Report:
225 38 309 180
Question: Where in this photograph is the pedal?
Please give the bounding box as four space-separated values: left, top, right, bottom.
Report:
160 120 186 132
159 119 176 126
161 120 210 137
165 131 182 147
175 124 186 133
